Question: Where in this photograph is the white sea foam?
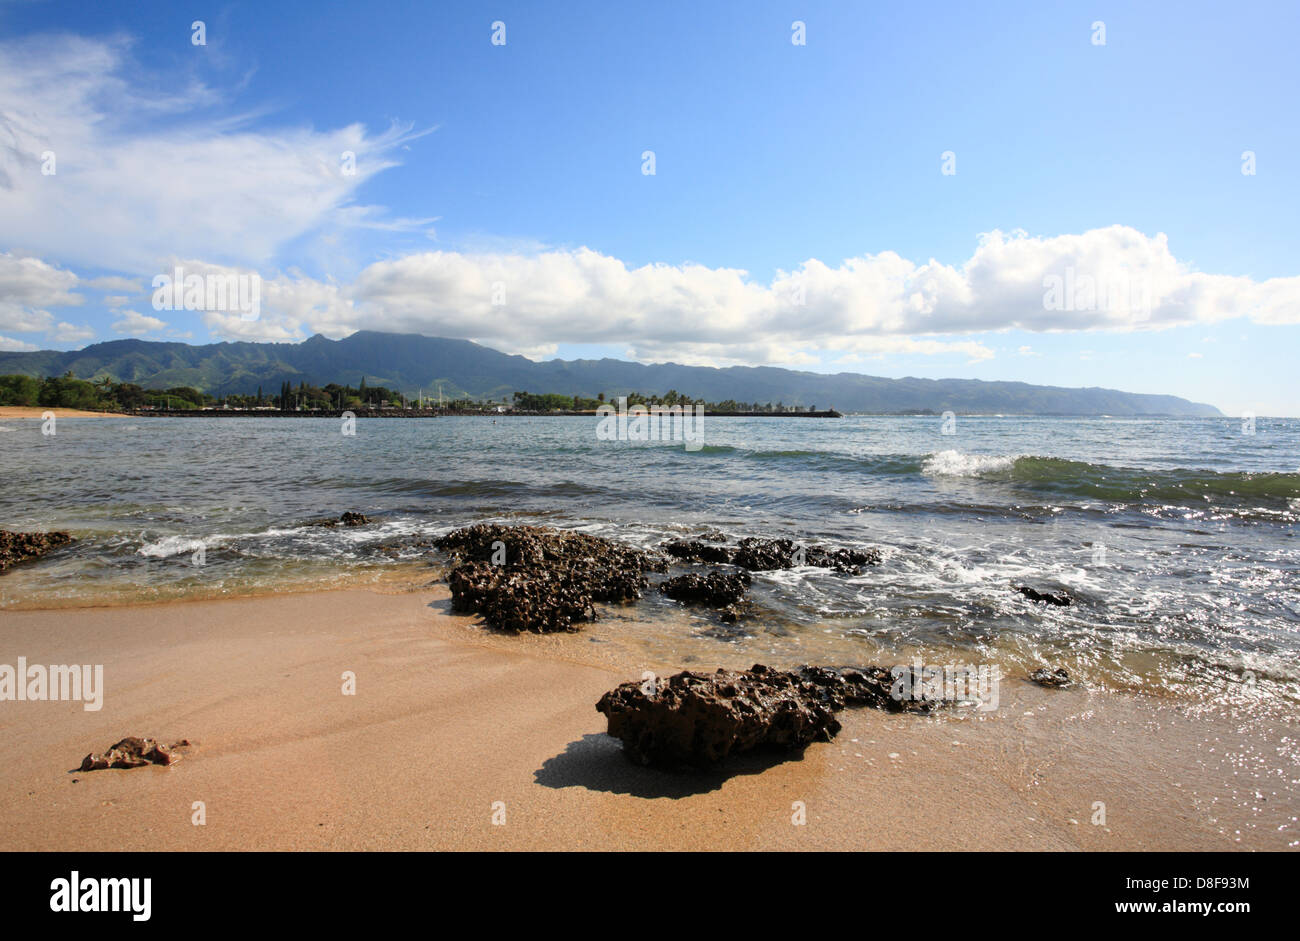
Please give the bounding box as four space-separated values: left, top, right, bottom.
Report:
921 449 1019 477
137 535 210 558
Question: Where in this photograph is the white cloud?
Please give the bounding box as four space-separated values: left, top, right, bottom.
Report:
51 322 95 343
0 334 39 351
0 34 429 273
112 311 168 336
0 253 82 333
183 225 1300 366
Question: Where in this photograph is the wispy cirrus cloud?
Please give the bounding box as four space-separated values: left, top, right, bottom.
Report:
0 34 431 274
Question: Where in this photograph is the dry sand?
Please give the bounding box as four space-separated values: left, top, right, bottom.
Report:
0 406 131 419
0 587 1294 851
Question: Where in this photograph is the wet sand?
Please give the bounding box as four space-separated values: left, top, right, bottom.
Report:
0 587 1294 851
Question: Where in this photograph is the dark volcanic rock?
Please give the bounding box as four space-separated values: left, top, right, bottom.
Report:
440 525 661 632
665 540 738 561
79 737 191 772
730 536 801 571
661 536 880 574
474 566 596 634
448 559 648 632
596 665 841 767
437 523 665 573
1028 667 1072 688
661 539 735 565
0 530 73 573
596 663 943 768
802 545 882 574
659 569 751 607
314 511 371 527
1015 585 1072 607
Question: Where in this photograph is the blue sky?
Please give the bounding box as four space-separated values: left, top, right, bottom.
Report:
0 0 1297 414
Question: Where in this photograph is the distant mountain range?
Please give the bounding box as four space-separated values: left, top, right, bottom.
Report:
0 331 1223 416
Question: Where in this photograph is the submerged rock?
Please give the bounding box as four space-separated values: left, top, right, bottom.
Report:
661 536 880 574
596 663 942 768
801 545 882 574
78 737 191 772
1028 667 1072 688
662 539 735 565
0 530 73 573
440 524 663 632
659 569 751 607
314 511 371 527
1015 585 1072 607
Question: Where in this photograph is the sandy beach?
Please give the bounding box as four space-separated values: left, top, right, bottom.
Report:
0 586 1292 851
0 406 131 419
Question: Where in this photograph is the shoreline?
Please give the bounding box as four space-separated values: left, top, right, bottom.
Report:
0 406 132 419
1 587 1293 851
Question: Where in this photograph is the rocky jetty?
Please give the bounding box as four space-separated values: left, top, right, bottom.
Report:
438 524 665 633
597 663 941 768
662 535 880 574
1015 585 1072 607
0 530 73 573
78 737 191 771
1028 667 1072 688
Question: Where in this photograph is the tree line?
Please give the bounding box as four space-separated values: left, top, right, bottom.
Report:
0 374 411 411
0 372 825 414
511 389 822 412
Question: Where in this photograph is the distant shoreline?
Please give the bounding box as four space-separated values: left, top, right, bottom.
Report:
109 408 1235 419
123 407 846 418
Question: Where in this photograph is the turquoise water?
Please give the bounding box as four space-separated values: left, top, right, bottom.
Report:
2 414 1298 702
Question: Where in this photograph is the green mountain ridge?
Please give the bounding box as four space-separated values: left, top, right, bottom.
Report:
0 331 1224 416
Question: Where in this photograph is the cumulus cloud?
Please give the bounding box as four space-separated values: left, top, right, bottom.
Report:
112 311 168 336
0 34 430 273
51 322 95 343
0 253 82 333
181 225 1300 365
0 334 39 351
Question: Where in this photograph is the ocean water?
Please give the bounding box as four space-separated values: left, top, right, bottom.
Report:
2 414 1298 707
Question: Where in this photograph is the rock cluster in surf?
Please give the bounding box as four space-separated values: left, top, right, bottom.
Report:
596 663 945 768
78 737 191 771
662 535 880 574
1028 667 1072 688
0 530 73 573
659 569 751 622
1015 585 1072 607
437 524 666 633
314 511 371 527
